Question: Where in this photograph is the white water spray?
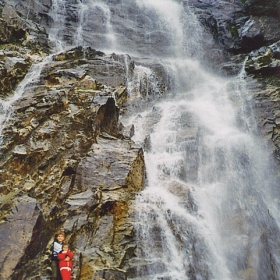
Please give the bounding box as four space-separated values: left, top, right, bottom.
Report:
1 0 280 279
48 0 67 52
0 0 69 142
74 0 117 51
0 55 53 144
136 0 203 58
122 0 280 280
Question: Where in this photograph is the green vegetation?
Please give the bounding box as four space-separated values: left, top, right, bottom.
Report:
266 74 280 88
230 25 239 38
257 53 272 67
257 56 272 67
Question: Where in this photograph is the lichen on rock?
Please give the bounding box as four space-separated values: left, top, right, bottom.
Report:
0 45 145 279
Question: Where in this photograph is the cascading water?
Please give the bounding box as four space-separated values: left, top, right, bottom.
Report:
0 57 52 143
0 0 68 142
2 0 280 279
118 1 280 280
74 1 117 51
0 0 119 138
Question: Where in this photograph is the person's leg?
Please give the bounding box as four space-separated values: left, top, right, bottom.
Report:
60 269 71 280
51 260 62 280
57 267 62 280
66 270 72 280
51 260 58 279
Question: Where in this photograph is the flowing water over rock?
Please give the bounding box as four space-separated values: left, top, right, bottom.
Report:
116 1 280 280
1 0 280 279
128 69 280 279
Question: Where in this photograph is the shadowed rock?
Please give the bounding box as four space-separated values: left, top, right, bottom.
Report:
0 46 145 279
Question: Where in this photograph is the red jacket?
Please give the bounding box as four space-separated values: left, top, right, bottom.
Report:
57 250 74 270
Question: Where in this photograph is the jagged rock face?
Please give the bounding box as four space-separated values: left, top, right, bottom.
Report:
244 0 280 18
0 48 32 97
245 41 280 75
0 195 39 279
0 46 145 280
188 0 280 76
2 0 280 56
0 3 49 52
0 0 280 279
239 16 280 51
2 0 279 73
189 0 280 53
244 40 280 160
0 5 28 43
248 76 280 160
1 0 218 59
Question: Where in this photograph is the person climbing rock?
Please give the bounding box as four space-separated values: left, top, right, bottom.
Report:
51 232 65 280
57 244 74 280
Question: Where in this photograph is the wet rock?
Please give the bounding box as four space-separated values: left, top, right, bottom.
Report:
1 4 49 52
120 123 135 139
0 195 40 279
114 85 128 108
241 17 280 50
67 135 144 277
0 49 32 97
189 0 280 53
245 40 280 75
243 0 280 18
74 136 144 194
0 0 280 279
188 0 246 52
0 45 145 279
1 5 28 42
240 17 263 49
93 268 127 280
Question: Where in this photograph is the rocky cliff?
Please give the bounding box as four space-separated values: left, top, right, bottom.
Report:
0 0 280 279
190 0 280 159
0 44 147 279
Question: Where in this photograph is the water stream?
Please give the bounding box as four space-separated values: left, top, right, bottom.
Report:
2 0 280 279
119 1 280 280
0 56 52 144
128 66 280 279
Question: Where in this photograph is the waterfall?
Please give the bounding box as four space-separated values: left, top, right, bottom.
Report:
2 0 280 279
74 1 117 51
119 1 280 280
0 56 52 145
0 0 68 143
48 0 67 52
128 53 280 280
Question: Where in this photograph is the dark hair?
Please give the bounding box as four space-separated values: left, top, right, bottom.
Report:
56 232 65 238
